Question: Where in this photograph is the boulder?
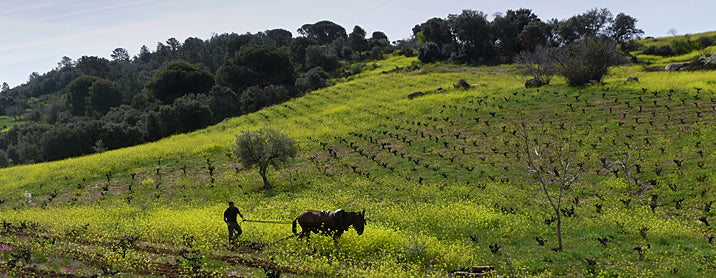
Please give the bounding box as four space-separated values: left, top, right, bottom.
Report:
525 78 543 88
665 62 690 71
407 91 425 100
453 79 470 89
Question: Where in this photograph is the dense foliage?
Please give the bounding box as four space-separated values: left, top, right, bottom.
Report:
0 21 392 166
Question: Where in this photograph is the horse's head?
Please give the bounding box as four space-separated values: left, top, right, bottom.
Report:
352 210 366 235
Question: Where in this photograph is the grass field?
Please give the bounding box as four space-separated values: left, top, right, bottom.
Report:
0 116 21 132
1 48 715 276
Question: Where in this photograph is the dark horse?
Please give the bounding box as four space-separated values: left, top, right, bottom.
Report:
292 209 365 240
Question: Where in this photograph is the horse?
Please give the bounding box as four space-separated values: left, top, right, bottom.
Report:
292 209 365 240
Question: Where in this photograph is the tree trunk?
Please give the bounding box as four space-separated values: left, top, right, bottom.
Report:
259 168 271 190
556 210 563 251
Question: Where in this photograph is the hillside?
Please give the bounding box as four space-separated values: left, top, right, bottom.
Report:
1 54 716 277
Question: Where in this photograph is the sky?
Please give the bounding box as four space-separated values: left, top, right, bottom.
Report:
1 0 714 88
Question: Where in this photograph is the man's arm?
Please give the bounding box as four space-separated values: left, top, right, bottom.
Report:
239 209 246 221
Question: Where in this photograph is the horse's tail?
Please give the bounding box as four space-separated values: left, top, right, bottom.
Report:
292 217 298 234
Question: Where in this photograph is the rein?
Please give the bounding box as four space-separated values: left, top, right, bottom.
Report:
243 219 293 224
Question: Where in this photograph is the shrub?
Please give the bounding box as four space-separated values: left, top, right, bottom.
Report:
296 67 329 93
417 42 444 63
0 149 9 168
670 39 693 55
642 45 673 56
698 36 713 49
554 37 627 87
514 45 556 86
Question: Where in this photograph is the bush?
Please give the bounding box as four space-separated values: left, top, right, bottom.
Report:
555 37 627 87
670 39 693 55
239 85 290 113
514 45 556 86
417 42 444 63
296 67 329 93
642 45 673 56
698 36 713 49
158 95 213 136
0 149 9 167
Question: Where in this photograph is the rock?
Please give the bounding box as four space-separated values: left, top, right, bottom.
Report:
665 62 690 71
407 91 425 100
525 78 543 88
453 79 470 89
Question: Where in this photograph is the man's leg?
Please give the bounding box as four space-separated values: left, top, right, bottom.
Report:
228 223 236 244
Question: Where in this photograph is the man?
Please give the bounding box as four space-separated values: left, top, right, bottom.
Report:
223 201 246 244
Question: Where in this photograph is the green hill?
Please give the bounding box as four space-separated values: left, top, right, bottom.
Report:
1 54 715 277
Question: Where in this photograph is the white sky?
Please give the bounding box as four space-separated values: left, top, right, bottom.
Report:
1 0 714 88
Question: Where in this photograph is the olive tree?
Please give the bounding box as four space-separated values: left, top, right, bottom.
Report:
232 128 297 189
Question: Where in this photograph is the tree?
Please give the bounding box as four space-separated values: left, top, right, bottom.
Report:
304 45 340 72
57 56 75 69
550 8 613 45
265 28 293 47
450 9 494 63
491 9 540 60
145 61 215 103
137 45 151 63
76 56 111 78
88 79 123 114
414 17 454 46
297 20 347 45
1 82 9 92
166 38 181 52
609 13 644 46
217 45 295 93
111 48 130 62
517 118 585 251
290 37 319 68
514 45 556 86
370 31 390 48
67 75 100 115
227 33 258 54
348 25 369 52
232 128 297 189
668 28 678 36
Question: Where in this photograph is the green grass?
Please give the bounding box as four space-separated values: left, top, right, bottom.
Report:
0 116 21 132
1 53 715 277
639 31 716 48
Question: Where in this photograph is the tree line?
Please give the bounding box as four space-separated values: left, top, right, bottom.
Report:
411 8 643 65
0 21 392 167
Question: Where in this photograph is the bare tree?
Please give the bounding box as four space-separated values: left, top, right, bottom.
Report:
517 118 585 251
606 146 643 193
667 28 678 37
514 45 556 87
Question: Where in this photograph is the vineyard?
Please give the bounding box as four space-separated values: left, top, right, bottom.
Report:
1 52 716 277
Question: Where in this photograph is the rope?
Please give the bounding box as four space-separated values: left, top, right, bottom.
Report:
243 219 293 224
